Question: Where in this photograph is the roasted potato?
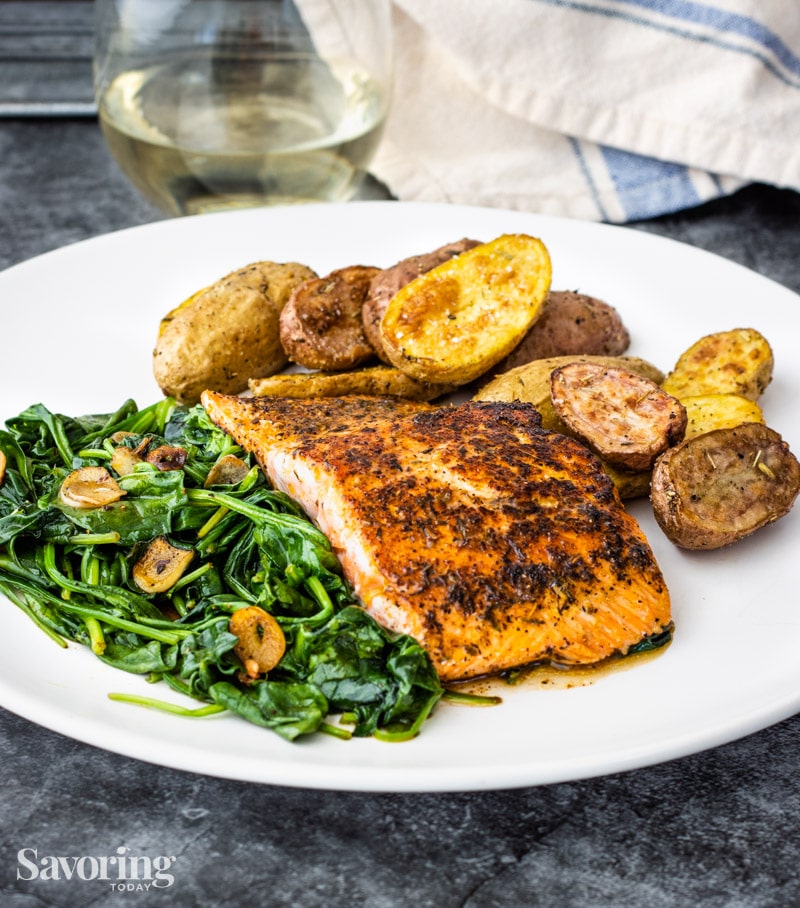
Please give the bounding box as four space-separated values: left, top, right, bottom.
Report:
280 265 381 371
550 362 687 472
489 290 630 377
661 328 773 401
249 365 454 401
682 393 765 440
474 354 665 432
153 260 317 404
650 423 800 550
380 234 552 386
476 354 666 499
602 463 653 501
363 238 481 362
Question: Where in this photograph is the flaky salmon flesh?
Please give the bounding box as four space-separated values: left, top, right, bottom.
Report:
201 393 672 682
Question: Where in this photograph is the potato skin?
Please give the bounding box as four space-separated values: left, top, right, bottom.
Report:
363 238 482 362
153 260 317 404
650 423 800 549
492 290 630 375
280 265 381 371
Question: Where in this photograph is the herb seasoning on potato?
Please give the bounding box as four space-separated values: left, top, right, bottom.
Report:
279 265 380 371
153 260 317 404
650 423 800 550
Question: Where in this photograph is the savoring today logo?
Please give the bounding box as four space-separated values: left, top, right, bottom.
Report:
16 845 177 892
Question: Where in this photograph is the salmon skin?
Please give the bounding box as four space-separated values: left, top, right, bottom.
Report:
201 392 672 682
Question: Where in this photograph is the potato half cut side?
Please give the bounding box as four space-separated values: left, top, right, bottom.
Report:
650 423 800 550
380 233 552 386
550 362 687 472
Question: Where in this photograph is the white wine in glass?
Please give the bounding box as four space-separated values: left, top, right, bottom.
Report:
93 0 393 215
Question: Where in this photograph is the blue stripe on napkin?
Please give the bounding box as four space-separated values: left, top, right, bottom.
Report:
600 146 701 220
533 0 800 87
613 0 800 78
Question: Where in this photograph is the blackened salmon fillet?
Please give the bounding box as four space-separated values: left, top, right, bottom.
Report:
201 392 672 681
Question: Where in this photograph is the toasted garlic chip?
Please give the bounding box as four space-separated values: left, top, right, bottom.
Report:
145 445 187 471
203 454 250 488
132 536 194 594
59 466 126 509
229 605 286 678
110 446 143 476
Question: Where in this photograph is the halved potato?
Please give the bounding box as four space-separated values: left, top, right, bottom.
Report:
279 265 380 371
363 238 482 362
380 234 552 386
474 354 665 433
488 289 631 378
650 423 800 550
661 328 773 402
476 354 667 499
550 362 687 472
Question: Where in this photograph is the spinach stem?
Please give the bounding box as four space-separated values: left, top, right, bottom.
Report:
108 692 226 718
68 531 122 546
442 689 503 707
317 722 353 741
84 617 106 654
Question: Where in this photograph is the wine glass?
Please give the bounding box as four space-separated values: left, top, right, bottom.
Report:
93 0 393 215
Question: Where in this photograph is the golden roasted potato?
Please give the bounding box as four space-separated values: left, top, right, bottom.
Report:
249 365 454 402
363 238 482 362
650 423 800 550
380 234 552 386
153 260 317 404
279 265 380 371
602 463 653 501
682 393 765 439
661 328 773 402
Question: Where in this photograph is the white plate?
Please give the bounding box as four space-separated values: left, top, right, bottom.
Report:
1 201 798 792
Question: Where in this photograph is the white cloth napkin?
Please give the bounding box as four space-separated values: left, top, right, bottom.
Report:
371 0 800 222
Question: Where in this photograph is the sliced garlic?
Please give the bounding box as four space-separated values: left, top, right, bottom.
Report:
59 466 126 509
229 606 286 678
145 445 187 471
204 454 250 488
110 446 143 476
132 536 194 594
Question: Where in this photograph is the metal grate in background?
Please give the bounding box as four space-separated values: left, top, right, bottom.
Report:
0 1 95 115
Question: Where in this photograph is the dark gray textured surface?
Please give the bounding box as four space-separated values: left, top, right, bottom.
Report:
1 111 800 908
